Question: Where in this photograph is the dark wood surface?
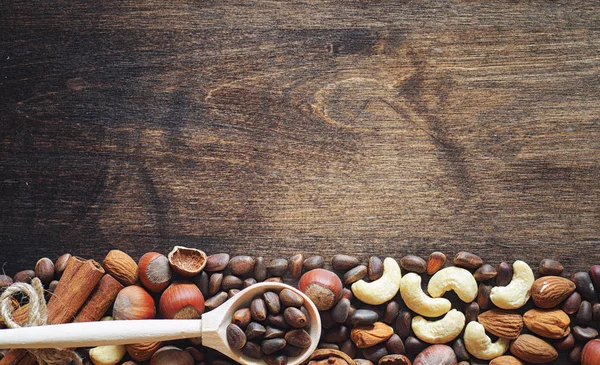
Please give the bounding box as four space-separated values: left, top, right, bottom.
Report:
1 0 599 276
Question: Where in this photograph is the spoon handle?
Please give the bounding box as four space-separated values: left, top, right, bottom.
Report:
0 319 202 349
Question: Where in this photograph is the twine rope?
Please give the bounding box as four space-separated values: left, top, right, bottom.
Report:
0 278 82 365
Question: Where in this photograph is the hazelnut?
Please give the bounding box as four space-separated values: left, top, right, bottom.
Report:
159 281 205 319
168 246 207 277
298 269 343 311
113 286 156 320
581 339 600 365
35 258 55 286
54 253 71 278
150 346 194 365
14 269 35 283
138 252 172 293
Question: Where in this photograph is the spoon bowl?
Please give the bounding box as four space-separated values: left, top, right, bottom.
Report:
0 282 321 365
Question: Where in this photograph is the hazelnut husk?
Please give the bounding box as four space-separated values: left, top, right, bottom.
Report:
298 269 342 311
168 246 207 277
159 281 205 319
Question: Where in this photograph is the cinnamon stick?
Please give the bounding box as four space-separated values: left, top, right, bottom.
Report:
46 256 105 324
0 257 105 365
74 274 123 323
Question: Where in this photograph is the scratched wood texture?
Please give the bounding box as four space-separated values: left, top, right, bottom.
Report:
1 0 599 276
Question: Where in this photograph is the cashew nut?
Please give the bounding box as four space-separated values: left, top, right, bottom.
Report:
464 321 510 360
490 260 534 310
411 309 465 344
400 273 451 317
351 257 401 305
89 345 127 365
427 266 478 302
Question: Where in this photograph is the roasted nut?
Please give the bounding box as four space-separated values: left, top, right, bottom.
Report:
54 253 71 278
383 301 400 325
572 326 599 342
572 272 596 302
205 253 230 272
464 302 479 323
453 251 483 270
267 258 288 277
251 297 268 321
245 322 266 339
378 355 410 365
35 258 54 286
426 252 446 275
399 255 427 274
530 276 575 309
226 323 247 349
554 332 575 351
562 291 582 314
304 256 325 270
489 260 534 310
463 321 510 360
138 252 172 293
168 246 207 277
368 256 384 281
306 349 355 365
400 273 451 317
126 342 162 362
285 329 312 348
473 264 497 281
353 258 402 306
344 265 367 285
496 262 513 287
204 291 228 310
14 269 35 283
289 254 304 279
427 267 478 302
332 255 360 271
411 309 465 344
489 356 524 365
254 256 267 281
539 259 563 276
284 307 308 328
413 344 456 365
351 322 394 349
523 308 570 339
232 308 251 328
150 346 194 365
89 345 127 365
103 250 138 286
477 309 523 340
351 309 380 326
331 298 351 324
509 334 558 364
298 269 343 311
113 286 156 320
581 339 600 365
159 281 204 319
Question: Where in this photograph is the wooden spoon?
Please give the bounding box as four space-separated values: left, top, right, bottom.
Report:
0 282 321 365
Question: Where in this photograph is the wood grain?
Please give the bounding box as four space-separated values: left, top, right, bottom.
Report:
1 0 599 275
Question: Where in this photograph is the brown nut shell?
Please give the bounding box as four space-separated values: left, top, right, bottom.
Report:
168 246 207 277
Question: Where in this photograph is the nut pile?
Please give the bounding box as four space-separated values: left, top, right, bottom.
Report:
227 288 312 364
1 250 600 365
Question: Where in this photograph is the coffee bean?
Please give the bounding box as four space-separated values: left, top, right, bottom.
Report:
279 288 304 307
254 257 267 282
368 256 383 281
245 322 266 340
264 354 288 365
264 326 286 339
473 264 497 281
303 256 325 270
572 272 596 302
283 345 303 357
232 308 252 328
569 344 582 364
268 259 288 277
343 265 367 285
362 344 388 364
399 255 426 274
395 310 412 340
572 326 599 342
554 333 575 351
404 336 427 355
477 283 492 310
251 298 268 322
205 291 228 310
267 314 290 329
284 307 308 328
205 253 230 272
226 323 246 350
285 329 311 348
563 291 582 315
454 252 483 270
577 300 593 326
383 301 400 325
241 342 262 359
331 298 351 323
323 325 349 343
385 334 405 355
350 309 379 326
539 258 563 276
426 252 447 275
243 277 257 288
464 302 480 323
289 254 303 279
194 271 209 297
209 273 223 296
263 291 281 314
229 256 256 277
332 255 359 271
496 262 513 286
262 338 287 355
222 275 243 291
340 339 357 358
452 338 469 361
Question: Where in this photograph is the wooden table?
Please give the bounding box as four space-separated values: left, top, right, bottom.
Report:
1 0 599 275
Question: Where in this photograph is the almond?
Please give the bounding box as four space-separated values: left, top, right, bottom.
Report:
350 322 394 348
523 308 570 339
126 342 162 361
510 334 558 363
490 356 524 365
477 309 523 340
531 276 575 309
103 250 139 286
